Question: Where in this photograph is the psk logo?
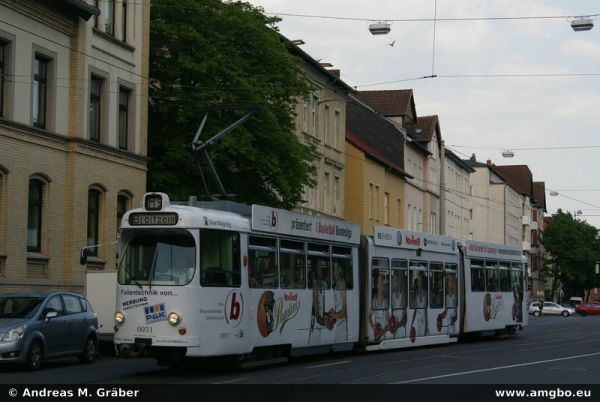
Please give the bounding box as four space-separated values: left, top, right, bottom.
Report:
396 231 403 246
144 303 166 323
270 210 278 229
424 238 428 247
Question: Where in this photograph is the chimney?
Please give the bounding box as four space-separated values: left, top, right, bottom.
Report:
487 159 492 166
328 69 340 78
470 153 476 161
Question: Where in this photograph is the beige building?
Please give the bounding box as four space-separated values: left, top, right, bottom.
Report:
288 43 351 218
443 149 474 242
0 0 149 292
464 157 522 245
344 97 409 235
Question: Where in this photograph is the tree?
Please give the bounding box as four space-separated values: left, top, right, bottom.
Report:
148 0 314 209
541 210 600 300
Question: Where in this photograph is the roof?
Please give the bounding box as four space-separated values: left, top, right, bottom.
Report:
494 165 533 197
445 149 475 173
415 115 439 142
60 0 100 20
357 90 414 117
346 100 411 178
532 181 547 211
282 34 354 94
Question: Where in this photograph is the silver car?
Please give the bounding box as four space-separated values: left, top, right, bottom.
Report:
528 301 576 317
0 291 98 370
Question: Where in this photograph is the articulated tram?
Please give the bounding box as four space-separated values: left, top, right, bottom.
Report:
112 193 527 365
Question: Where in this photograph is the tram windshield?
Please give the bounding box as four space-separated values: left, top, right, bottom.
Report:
118 230 196 286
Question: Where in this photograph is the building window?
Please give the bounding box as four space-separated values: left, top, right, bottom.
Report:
323 172 330 213
369 183 374 219
121 0 128 42
118 86 130 150
104 0 115 35
0 41 5 117
93 0 99 28
89 76 102 142
87 189 101 256
323 105 330 145
384 192 389 225
397 198 402 226
27 179 44 252
302 99 308 132
117 194 129 230
333 110 340 149
333 176 340 214
32 55 48 128
311 94 318 137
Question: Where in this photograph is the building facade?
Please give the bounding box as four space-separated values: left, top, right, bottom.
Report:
344 97 409 235
357 90 432 233
289 43 351 218
443 149 474 242
0 0 149 292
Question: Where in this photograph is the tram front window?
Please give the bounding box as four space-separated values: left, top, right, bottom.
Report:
118 231 196 286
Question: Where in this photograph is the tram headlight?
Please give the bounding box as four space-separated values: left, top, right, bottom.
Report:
114 311 125 324
167 312 181 326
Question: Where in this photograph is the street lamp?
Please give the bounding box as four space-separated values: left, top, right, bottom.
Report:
369 21 391 35
570 18 594 32
501 149 515 158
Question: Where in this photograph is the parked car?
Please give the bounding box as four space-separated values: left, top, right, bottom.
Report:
576 302 600 316
528 301 576 317
569 297 583 308
0 291 98 370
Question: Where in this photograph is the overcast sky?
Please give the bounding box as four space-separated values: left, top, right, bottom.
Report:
247 0 600 229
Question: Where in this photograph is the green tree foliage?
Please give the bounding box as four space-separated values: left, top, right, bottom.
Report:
148 0 314 208
541 210 600 299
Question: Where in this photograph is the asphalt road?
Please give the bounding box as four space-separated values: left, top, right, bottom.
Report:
1 314 599 385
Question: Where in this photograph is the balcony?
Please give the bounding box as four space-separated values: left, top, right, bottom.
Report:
522 241 531 251
522 215 531 226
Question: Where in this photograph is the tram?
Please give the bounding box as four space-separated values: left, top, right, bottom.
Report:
110 192 527 365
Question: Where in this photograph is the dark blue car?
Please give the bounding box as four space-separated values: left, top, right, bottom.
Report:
0 291 98 370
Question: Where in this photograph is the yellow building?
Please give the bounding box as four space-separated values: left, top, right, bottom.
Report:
345 98 411 235
0 0 150 292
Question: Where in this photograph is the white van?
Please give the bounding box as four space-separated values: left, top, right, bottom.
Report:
569 297 583 307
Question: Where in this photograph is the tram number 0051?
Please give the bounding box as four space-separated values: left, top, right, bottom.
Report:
137 326 153 333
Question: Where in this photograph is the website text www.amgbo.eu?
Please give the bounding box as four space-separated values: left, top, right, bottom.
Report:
496 388 592 400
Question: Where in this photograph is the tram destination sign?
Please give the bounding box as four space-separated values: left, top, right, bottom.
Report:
129 212 178 226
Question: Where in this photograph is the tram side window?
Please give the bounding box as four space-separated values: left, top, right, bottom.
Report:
429 262 444 308
200 229 240 287
470 259 485 292
486 260 499 292
280 240 305 289
332 246 353 290
371 258 389 309
445 263 458 308
512 263 523 294
248 236 278 289
409 261 427 309
308 243 330 290
499 261 512 291
391 259 408 309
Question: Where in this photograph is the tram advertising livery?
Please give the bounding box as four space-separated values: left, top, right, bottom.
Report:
111 193 527 366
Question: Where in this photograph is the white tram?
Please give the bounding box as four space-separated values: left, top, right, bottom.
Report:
113 193 361 363
112 193 527 364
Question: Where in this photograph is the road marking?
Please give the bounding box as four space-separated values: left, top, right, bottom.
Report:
391 351 600 384
213 378 249 384
305 360 352 369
